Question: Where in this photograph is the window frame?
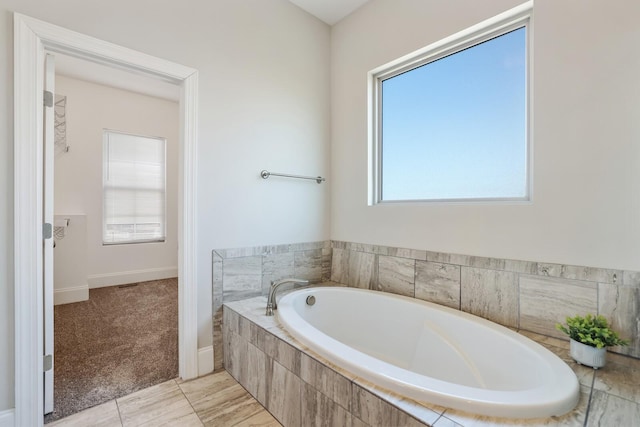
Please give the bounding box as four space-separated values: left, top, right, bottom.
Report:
368 2 533 205
102 129 168 245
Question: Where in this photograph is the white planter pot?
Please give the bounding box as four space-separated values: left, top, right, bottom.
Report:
570 339 607 369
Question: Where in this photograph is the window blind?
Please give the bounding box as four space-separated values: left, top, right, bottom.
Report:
103 130 166 244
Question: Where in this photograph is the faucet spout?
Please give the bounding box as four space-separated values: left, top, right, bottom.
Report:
265 278 309 316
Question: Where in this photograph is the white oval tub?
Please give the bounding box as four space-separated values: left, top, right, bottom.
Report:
277 286 580 419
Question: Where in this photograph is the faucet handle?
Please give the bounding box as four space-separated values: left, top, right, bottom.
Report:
265 303 274 316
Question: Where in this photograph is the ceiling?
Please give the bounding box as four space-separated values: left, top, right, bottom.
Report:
288 0 370 25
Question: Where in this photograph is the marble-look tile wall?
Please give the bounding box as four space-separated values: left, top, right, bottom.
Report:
212 241 331 370
330 241 640 359
213 239 640 370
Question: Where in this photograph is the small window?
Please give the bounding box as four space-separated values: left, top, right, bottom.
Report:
103 130 166 244
370 7 530 203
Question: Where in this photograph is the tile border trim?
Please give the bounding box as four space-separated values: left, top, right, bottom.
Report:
331 240 637 285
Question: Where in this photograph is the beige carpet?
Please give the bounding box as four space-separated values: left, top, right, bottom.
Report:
45 278 178 423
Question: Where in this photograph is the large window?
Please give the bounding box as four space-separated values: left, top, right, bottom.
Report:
103 130 166 244
370 8 530 203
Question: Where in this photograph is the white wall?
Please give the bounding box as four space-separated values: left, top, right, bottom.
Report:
53 215 88 304
0 0 330 412
54 75 179 287
331 0 640 271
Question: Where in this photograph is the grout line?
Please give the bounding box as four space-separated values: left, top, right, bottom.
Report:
582 370 597 427
176 378 206 426
458 264 462 310
228 366 276 425
411 259 416 298
114 398 124 427
430 412 444 426
516 273 521 330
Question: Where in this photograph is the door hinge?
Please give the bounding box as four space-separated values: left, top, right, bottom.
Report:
44 354 53 372
43 90 53 108
43 223 53 240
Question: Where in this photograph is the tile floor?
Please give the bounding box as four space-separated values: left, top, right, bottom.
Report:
48 371 281 427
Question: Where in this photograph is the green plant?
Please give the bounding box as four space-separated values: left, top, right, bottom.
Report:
556 314 629 349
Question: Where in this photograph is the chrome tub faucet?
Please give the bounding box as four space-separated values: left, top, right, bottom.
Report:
265 278 309 316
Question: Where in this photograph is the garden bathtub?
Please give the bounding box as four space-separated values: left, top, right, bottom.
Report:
276 286 579 419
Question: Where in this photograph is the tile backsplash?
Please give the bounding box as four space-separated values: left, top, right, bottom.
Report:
330 240 640 359
213 240 640 367
212 241 331 370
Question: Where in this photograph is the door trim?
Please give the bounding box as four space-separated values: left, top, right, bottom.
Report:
13 13 199 426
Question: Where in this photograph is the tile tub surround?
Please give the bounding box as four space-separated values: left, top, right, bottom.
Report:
212 241 331 370
212 239 640 374
223 295 640 426
329 241 640 360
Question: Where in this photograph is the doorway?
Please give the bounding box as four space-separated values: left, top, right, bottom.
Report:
14 13 199 427
44 58 181 421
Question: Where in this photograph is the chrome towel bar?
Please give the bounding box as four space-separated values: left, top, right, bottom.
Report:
261 170 325 184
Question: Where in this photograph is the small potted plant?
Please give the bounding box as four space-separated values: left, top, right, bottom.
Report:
556 314 629 369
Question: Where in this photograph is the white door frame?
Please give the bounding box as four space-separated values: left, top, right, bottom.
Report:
14 13 199 426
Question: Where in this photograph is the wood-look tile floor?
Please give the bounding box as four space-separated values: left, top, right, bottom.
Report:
48 371 282 427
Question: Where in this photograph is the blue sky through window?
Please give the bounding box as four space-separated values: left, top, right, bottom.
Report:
381 27 527 201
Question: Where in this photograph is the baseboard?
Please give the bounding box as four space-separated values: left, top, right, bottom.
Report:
0 409 14 427
54 285 89 305
198 345 214 376
88 267 178 288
